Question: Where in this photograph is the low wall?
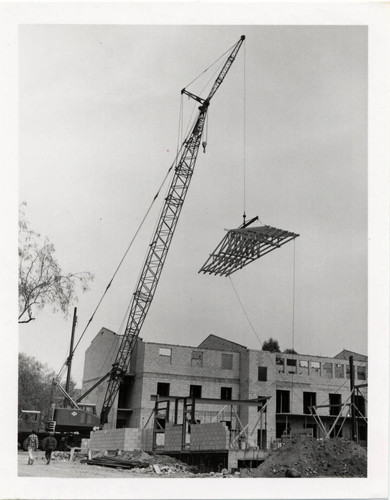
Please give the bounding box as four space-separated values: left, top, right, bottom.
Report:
143 428 154 453
164 423 183 452
89 428 142 451
190 422 230 451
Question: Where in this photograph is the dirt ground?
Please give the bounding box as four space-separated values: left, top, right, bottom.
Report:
18 437 367 479
17 451 208 478
19 450 150 478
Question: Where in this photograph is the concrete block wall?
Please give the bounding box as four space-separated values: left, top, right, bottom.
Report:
82 328 121 382
137 372 241 427
164 423 183 451
89 428 142 451
190 422 230 451
240 350 278 448
142 342 241 380
142 428 154 453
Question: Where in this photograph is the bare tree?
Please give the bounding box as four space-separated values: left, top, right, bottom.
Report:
18 203 94 323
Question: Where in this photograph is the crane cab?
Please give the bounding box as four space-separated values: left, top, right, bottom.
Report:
53 404 99 433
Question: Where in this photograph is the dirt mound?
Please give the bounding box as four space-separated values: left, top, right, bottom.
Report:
250 437 367 478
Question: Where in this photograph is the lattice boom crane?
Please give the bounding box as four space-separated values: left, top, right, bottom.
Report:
100 35 245 425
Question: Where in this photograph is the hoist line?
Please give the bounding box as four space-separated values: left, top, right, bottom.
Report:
291 238 296 352
184 40 238 90
228 274 307 407
243 40 247 221
181 59 224 144
181 52 229 142
93 298 134 384
228 276 262 347
56 105 193 382
176 95 184 161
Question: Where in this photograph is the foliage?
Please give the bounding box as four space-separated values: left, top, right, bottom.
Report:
18 203 94 323
284 348 297 354
18 353 78 419
262 337 281 353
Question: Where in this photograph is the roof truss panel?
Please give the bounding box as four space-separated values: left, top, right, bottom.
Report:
199 222 299 277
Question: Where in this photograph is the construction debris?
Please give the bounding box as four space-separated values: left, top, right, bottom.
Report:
81 449 199 475
49 451 71 461
243 437 367 478
199 220 299 277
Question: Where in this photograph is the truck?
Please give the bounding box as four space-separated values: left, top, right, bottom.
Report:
18 403 100 451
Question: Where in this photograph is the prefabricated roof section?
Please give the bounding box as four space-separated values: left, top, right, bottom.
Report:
199 224 299 277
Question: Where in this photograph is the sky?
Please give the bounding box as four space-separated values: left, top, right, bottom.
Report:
19 24 368 387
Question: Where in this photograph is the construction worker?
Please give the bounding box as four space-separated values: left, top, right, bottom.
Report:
26 430 39 465
41 432 57 465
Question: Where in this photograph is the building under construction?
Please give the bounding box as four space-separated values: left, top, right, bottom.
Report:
82 330 367 470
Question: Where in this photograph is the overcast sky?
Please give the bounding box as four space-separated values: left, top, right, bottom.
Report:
19 25 368 386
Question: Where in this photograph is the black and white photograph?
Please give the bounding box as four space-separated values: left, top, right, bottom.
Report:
1 2 389 499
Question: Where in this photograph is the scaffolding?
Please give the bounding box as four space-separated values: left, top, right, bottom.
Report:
150 394 270 452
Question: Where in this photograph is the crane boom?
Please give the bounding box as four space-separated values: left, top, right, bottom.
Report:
100 35 245 425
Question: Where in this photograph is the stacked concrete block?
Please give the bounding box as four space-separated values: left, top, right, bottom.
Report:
89 428 142 451
164 423 183 451
190 422 230 451
142 428 154 452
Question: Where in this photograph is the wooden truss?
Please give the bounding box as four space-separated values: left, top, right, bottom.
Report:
199 217 299 277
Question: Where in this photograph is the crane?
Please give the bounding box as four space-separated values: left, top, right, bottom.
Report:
99 35 245 425
72 35 245 426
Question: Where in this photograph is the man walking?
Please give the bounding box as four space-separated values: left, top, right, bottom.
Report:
42 432 57 465
26 430 39 465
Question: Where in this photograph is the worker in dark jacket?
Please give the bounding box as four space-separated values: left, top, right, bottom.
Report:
41 432 57 464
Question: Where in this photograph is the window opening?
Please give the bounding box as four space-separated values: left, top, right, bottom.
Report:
157 382 170 397
303 392 316 414
221 387 232 400
191 351 203 367
159 347 172 360
311 361 321 375
190 385 202 398
299 360 309 375
323 363 333 378
287 358 297 374
276 390 290 413
329 393 341 416
258 366 267 381
276 357 284 373
335 363 344 378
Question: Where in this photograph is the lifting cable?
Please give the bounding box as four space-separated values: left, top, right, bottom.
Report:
182 49 232 146
228 273 306 407
290 239 296 398
243 41 247 224
184 40 238 90
56 100 190 382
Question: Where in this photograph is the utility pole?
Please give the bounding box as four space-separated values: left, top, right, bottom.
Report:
64 307 77 405
349 355 357 442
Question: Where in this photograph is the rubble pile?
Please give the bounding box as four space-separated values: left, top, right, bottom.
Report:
50 451 71 461
81 449 199 475
248 437 367 478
